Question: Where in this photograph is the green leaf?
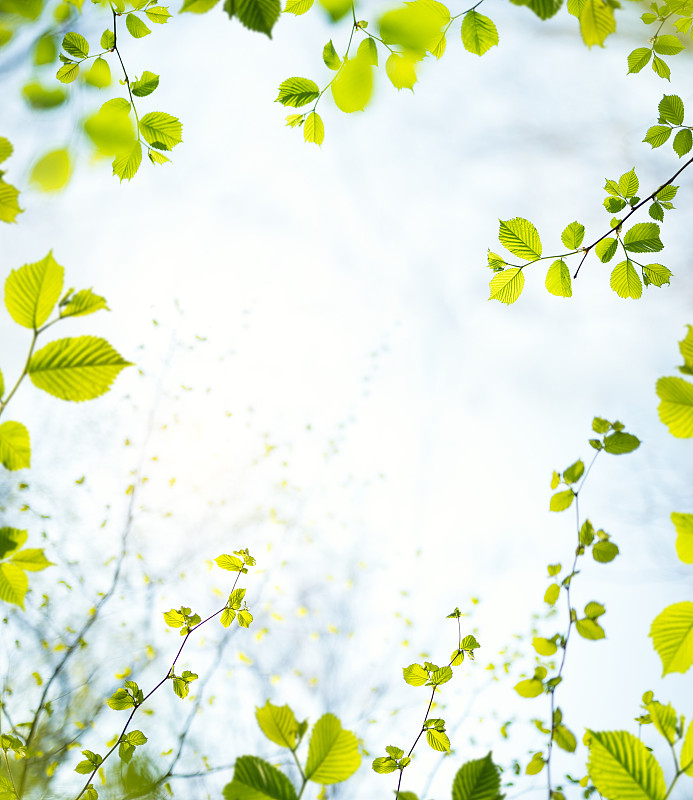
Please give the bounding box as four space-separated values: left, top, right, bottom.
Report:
452 752 502 800
5 251 64 329
628 47 652 73
426 729 450 751
544 583 560 605
679 325 693 373
656 377 693 437
0 138 13 163
673 128 692 157
23 80 67 109
0 528 27 559
648 701 677 744
284 0 313 13
555 724 577 753
139 112 182 150
28 336 131 401
671 512 693 564
181 0 221 11
84 100 136 156
0 179 23 223
372 757 398 774
584 601 605 618
331 54 373 113
0 562 28 608
223 755 297 800
145 5 171 22
227 0 281 37
322 40 340 70
532 637 557 656
656 185 678 201
276 77 319 108
587 729 666 800
126 13 151 37
112 141 142 182
85 57 110 89
357 37 378 65
488 268 524 305
579 0 615 47
131 70 160 97
61 289 108 318
604 196 626 213
460 10 498 55
550 489 574 512
62 31 88 58
126 730 147 745
515 678 544 698
652 55 670 80
603 431 640 454
610 260 643 299
11 548 53 571
680 720 693 775
255 701 299 748
545 259 572 298
618 168 639 199
220 607 236 627
643 125 672 148
658 94 684 125
305 713 361 784
641 263 671 287
561 221 585 249
108 688 135 710
653 34 683 55
30 149 72 192
215 554 245 571
386 52 417 90
526 752 545 775
101 28 115 48
379 0 450 53
429 665 453 685
498 217 541 260
650 601 693 674
0 422 31 471
595 237 617 263
563 459 584 484
576 618 605 639
403 663 428 685
592 540 619 562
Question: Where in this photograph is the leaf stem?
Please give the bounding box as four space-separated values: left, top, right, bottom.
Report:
0 330 38 421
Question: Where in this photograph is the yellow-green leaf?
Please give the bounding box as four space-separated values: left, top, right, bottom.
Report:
587 729 666 800
656 376 693 438
126 13 151 37
61 289 108 319
671 512 693 564
0 179 23 223
305 713 361 784
29 149 72 192
461 9 498 56
385 52 417 90
10 548 54 572
28 336 132 401
498 218 542 260
515 678 543 698
112 141 142 182
426 729 450 752
4 251 64 328
303 112 324 145
331 54 373 113
0 562 28 608
579 0 615 48
139 112 182 150
610 260 642 299
85 56 111 88
488 268 525 305
545 259 572 297
284 0 313 13
647 701 677 744
255 701 300 748
650 601 693 675
0 422 31 471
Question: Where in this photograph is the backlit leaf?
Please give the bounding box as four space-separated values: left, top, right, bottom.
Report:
498 218 542 260
554 724 577 753
322 40 340 69
647 701 677 744
451 752 502 800
627 48 651 73
532 637 557 656
658 94 684 125
255 701 300 748
643 125 672 148
139 112 182 150
545 260 572 297
488 268 525 305
0 528 28 560
653 35 683 55
587 729 666 800
284 0 313 13
650 601 693 674
5 251 64 328
228 0 281 37
112 141 142 182
126 13 151 37
131 70 159 97
550 489 574 512
305 713 361 784
656 377 693 437
0 180 23 223
61 289 108 318
642 263 672 287
0 422 31 471
331 54 373 113
145 5 171 22
610 260 642 299
303 112 324 145
618 168 638 199
403 663 428 686
673 129 692 157
11 548 53 571
85 57 110 88
0 562 28 608
62 31 88 58
515 678 543 698
28 336 132 401
56 63 79 83
386 52 417 90
223 755 298 800
30 149 71 192
576 619 605 639
461 10 498 56
561 221 585 249
426 729 450 751
671 512 693 564
579 0 615 48
603 431 640 454
357 37 378 65
652 55 670 80
276 77 319 108
595 237 617 263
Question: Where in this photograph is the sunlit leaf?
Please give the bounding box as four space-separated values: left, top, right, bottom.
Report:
498 218 541 260
610 260 642 299
305 713 361 784
5 251 64 328
587 729 666 800
545 260 572 297
0 422 31 471
30 149 71 192
488 268 524 305
451 752 502 800
0 563 28 608
650 601 693 675
223 755 297 800
579 0 615 48
656 377 693 437
256 701 300 748
331 54 373 113
461 10 498 56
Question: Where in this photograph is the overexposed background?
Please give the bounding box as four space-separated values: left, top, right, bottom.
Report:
1 1 692 797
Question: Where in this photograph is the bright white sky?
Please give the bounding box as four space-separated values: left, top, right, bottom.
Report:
2 2 693 798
